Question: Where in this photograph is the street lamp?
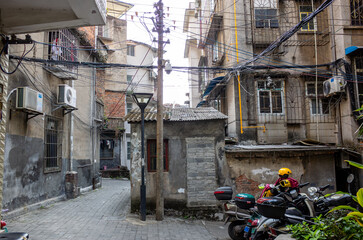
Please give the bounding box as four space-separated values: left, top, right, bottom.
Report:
132 92 153 221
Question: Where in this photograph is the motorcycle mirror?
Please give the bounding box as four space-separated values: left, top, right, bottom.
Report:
347 174 354 184
308 187 318 196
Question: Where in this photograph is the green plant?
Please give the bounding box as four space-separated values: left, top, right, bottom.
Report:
289 214 363 240
329 188 363 227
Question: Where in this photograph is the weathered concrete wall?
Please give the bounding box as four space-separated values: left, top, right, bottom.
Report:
130 119 226 211
3 134 67 210
3 30 100 211
225 150 336 198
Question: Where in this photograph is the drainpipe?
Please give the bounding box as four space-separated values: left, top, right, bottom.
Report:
312 0 320 142
69 80 74 171
0 39 9 218
234 0 243 134
233 1 266 135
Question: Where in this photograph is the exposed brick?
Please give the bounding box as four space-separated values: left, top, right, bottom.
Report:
235 174 261 197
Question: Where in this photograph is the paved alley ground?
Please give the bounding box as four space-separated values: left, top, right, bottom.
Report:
5 179 229 240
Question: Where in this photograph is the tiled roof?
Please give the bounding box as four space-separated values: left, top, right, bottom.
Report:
123 107 227 123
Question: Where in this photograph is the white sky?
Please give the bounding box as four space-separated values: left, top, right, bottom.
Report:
122 0 191 105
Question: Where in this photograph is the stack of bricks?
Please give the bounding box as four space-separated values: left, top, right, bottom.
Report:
65 171 78 199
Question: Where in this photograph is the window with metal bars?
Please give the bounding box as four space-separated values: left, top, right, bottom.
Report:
47 29 78 71
254 0 279 28
351 0 363 26
257 80 284 114
44 116 62 173
299 6 315 31
305 82 329 115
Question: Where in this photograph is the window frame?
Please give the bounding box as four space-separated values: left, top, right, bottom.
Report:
254 0 279 29
46 29 78 71
44 115 62 173
351 0 363 26
147 139 169 172
305 82 330 115
257 80 284 114
299 5 315 31
127 45 135 56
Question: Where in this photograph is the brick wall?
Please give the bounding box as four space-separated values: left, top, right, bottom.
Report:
104 91 126 118
235 174 261 197
186 137 217 207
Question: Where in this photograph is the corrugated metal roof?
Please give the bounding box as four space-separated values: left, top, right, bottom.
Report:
170 107 227 121
123 107 227 123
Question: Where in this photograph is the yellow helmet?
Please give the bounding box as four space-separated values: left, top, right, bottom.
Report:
278 168 292 178
280 179 291 188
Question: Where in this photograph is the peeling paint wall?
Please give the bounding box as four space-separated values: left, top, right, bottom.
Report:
130 119 226 210
226 150 336 198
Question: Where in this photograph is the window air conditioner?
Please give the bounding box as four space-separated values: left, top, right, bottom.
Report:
323 76 346 97
57 84 76 108
16 87 43 113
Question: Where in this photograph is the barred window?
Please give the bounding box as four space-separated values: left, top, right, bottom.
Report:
299 6 315 31
44 116 62 173
47 29 78 71
257 80 284 114
306 82 329 115
254 0 279 28
351 0 363 26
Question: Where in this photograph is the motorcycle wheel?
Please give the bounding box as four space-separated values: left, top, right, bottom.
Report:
227 221 247 240
253 231 270 240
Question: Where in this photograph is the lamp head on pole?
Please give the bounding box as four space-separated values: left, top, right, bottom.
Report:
132 92 153 110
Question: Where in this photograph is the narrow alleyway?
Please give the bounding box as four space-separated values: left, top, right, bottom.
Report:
5 179 228 240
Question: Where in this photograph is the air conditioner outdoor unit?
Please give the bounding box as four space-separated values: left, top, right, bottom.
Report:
16 87 43 113
323 76 346 97
57 84 76 108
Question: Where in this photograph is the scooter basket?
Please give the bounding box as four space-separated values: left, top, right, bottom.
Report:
257 197 287 219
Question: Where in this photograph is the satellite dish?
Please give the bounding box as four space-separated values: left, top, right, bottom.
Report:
323 81 331 96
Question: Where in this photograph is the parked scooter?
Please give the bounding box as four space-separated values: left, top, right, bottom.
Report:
1 210 30 239
214 186 255 240
244 182 310 240
248 178 354 240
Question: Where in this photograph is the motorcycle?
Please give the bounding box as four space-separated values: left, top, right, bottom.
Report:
249 178 354 240
1 210 30 239
214 186 255 240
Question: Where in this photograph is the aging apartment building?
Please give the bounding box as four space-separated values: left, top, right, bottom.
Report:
184 0 362 194
0 0 137 214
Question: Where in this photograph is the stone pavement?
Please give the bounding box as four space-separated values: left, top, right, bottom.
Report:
5 179 229 240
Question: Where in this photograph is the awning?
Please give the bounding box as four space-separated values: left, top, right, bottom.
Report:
202 76 225 98
345 46 363 56
196 76 225 108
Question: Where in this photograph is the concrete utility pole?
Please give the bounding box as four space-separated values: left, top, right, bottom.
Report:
153 0 169 221
0 39 8 219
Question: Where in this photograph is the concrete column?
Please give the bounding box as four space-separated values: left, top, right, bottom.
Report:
0 39 9 218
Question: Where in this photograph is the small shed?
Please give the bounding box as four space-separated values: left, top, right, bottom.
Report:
124 107 228 211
